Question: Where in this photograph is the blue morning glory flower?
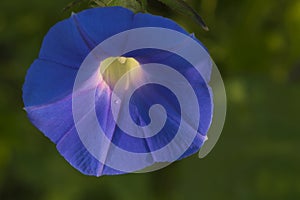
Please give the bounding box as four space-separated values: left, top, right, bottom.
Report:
23 6 213 176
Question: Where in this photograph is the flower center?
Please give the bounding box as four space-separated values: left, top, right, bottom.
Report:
100 57 140 89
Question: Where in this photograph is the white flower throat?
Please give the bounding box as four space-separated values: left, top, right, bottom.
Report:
100 57 141 89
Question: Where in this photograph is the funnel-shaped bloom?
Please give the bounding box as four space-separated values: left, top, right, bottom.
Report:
23 7 213 176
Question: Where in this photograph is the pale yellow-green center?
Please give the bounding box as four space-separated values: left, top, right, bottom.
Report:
100 57 140 89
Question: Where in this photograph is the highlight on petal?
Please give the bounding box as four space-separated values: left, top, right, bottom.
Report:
23 6 226 176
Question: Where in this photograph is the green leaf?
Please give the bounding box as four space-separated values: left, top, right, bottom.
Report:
63 0 89 12
62 0 207 30
63 0 147 13
157 0 209 31
93 0 147 12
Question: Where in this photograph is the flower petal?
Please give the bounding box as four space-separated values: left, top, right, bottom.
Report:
56 124 123 176
123 49 213 159
125 49 213 134
100 84 180 154
25 89 123 176
73 7 134 46
38 17 90 68
23 59 77 107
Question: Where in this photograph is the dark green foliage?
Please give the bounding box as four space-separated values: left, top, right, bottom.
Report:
0 0 300 199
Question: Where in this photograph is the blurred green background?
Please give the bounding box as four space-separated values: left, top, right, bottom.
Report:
0 0 299 199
